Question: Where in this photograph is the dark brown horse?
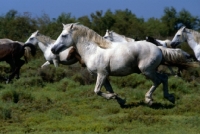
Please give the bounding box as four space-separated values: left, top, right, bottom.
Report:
0 42 36 83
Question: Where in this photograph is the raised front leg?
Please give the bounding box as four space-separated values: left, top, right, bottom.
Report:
94 74 117 99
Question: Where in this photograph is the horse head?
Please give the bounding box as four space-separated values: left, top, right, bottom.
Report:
25 30 39 46
52 23 75 54
171 26 186 48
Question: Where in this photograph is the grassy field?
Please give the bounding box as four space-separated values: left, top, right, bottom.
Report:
0 54 200 134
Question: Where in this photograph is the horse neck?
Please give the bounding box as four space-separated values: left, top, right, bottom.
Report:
156 39 167 47
112 32 127 42
38 42 48 53
184 29 200 50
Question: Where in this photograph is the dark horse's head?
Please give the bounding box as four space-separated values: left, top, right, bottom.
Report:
146 36 162 46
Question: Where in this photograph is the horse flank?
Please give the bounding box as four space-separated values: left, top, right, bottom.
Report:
186 28 200 44
72 24 111 48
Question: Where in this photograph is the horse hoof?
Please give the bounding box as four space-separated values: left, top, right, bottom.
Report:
110 93 118 99
116 96 126 106
169 94 175 104
145 97 153 106
165 94 175 104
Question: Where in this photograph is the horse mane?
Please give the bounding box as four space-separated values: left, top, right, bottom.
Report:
72 24 111 48
36 33 55 45
185 28 200 44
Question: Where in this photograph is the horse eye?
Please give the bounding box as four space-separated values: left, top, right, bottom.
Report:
62 35 67 38
30 38 34 40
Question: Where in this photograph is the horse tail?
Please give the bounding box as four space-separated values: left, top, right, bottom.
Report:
158 46 199 68
23 43 36 63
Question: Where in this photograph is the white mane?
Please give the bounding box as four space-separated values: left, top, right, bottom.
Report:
71 24 111 48
36 33 55 45
185 28 200 44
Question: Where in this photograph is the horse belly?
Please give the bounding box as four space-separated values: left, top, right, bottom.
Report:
109 58 140 76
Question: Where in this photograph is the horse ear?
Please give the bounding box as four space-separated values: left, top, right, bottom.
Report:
70 24 74 30
181 26 186 30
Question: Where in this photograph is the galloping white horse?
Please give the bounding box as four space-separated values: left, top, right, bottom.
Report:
25 31 84 68
103 30 136 42
171 26 200 61
51 23 194 106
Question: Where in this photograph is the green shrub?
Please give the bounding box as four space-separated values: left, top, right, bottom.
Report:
0 89 34 103
0 107 12 120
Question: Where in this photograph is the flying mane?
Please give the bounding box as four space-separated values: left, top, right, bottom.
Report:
185 28 200 44
72 24 111 48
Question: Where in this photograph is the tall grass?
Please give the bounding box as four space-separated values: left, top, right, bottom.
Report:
0 55 200 134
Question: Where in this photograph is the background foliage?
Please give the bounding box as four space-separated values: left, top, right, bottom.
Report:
0 7 200 133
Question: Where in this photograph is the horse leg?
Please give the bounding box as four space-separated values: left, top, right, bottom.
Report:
103 78 114 93
167 66 176 76
53 59 59 67
5 60 16 83
41 61 51 68
94 73 117 99
176 67 182 77
158 73 175 104
144 71 162 105
15 59 25 79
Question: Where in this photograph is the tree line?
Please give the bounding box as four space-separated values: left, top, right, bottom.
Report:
0 7 199 42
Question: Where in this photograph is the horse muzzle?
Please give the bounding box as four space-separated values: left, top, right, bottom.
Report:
51 44 65 54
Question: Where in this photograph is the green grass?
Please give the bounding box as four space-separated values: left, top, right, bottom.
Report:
0 56 200 134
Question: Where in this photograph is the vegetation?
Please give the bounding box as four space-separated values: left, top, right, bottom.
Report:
0 7 200 133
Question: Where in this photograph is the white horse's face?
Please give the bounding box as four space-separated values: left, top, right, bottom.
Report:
25 30 39 45
52 24 73 54
103 30 113 41
171 27 186 48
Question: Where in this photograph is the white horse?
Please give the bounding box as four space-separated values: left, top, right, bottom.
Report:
103 29 136 42
25 31 84 68
51 23 196 106
171 26 200 61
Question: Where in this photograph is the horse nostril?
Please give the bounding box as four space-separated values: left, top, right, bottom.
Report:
51 48 55 54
